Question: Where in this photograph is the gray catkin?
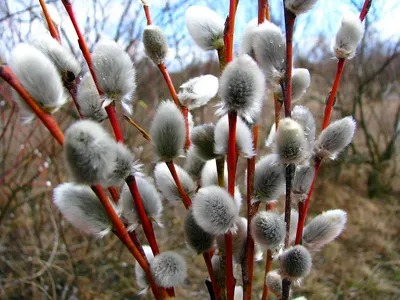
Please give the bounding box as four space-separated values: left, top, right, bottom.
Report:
150 101 186 161
303 209 347 250
315 116 356 160
275 118 308 164
150 252 187 287
8 43 65 112
63 120 116 185
53 183 114 238
92 40 136 102
142 25 168 65
192 185 238 235
292 165 314 195
184 209 215 254
279 245 312 280
103 142 134 186
254 154 285 201
183 147 206 180
30 34 81 85
217 55 265 124
253 21 286 83
251 211 285 250
292 105 316 149
77 73 108 122
190 124 217 160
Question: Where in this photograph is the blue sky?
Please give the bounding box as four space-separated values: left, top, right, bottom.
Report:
1 0 399 70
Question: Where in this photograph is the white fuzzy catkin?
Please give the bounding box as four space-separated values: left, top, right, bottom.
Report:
183 147 205 180
275 68 311 103
265 270 282 297
77 73 108 122
119 176 163 231
142 25 168 65
104 142 134 186
251 211 285 250
154 163 196 202
334 13 364 59
275 118 308 164
135 245 154 290
150 252 187 287
285 0 319 15
190 124 217 160
30 34 81 84
239 18 258 57
184 209 215 254
292 105 316 149
254 154 286 201
293 166 314 197
192 185 239 235
8 43 65 113
200 159 243 210
64 120 130 186
253 21 286 83
303 209 347 250
178 74 219 109
185 6 224 50
281 210 299 244
53 183 115 238
92 40 136 111
214 114 255 158
279 245 312 280
217 55 265 124
150 101 186 161
315 116 356 160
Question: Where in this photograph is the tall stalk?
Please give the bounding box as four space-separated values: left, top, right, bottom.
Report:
281 2 297 299
295 0 372 246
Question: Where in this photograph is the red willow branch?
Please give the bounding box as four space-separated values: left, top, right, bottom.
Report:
38 0 61 42
91 185 167 300
165 161 192 209
295 0 373 245
223 1 239 298
126 175 160 256
242 124 260 299
261 201 276 300
281 3 297 300
0 66 64 145
140 2 191 149
61 0 124 143
1 65 167 299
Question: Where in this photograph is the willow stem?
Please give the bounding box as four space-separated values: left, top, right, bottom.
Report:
91 185 167 299
126 175 161 256
242 125 259 300
295 159 322 244
0 66 64 145
283 10 296 118
39 0 61 42
261 249 273 300
203 251 221 299
165 161 192 209
322 59 345 129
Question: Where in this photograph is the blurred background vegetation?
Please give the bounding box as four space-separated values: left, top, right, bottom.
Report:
0 0 399 299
